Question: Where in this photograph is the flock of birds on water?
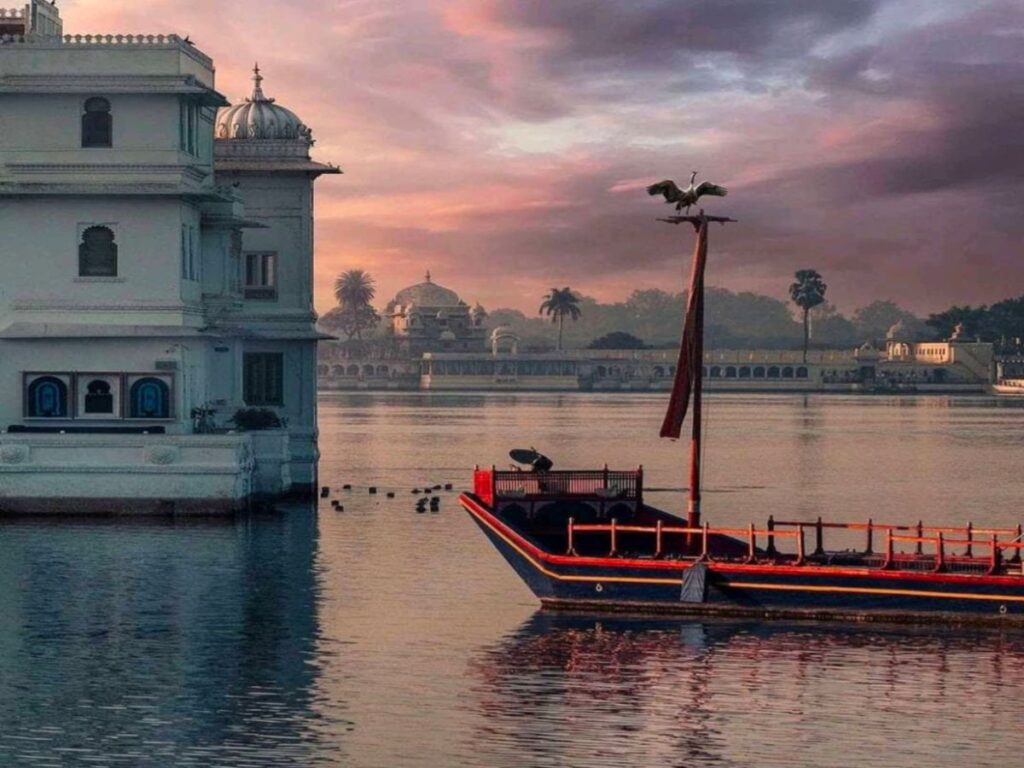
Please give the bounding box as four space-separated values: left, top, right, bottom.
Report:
321 482 453 513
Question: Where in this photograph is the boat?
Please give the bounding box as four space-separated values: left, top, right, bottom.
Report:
459 200 1024 627
993 378 1024 396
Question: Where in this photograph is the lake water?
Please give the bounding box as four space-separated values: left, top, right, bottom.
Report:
3 392 1024 767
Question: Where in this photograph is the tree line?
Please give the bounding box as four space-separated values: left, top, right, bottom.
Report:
321 268 1024 355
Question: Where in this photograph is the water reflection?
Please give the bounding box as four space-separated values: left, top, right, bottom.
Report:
0 511 349 767
469 612 1024 768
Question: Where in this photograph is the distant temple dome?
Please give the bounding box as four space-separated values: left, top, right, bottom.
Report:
391 271 462 309
215 64 312 142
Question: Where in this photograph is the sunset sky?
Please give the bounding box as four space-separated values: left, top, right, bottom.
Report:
64 0 1024 316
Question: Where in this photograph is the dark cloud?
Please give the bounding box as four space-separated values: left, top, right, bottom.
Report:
485 0 878 63
796 2 1024 200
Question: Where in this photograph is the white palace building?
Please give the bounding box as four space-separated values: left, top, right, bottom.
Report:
0 1 339 513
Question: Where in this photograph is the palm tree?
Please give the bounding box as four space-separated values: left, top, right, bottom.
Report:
789 269 827 363
539 287 582 351
333 269 380 339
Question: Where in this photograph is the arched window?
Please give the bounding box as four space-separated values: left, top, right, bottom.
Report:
753 366 766 378
346 364 359 376
82 97 112 148
796 366 809 379
782 366 794 379
79 226 118 277
83 379 114 414
27 377 68 418
767 366 780 378
129 378 170 419
725 366 737 378
739 366 751 378
710 366 721 378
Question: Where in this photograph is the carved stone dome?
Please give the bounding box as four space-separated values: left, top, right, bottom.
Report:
392 271 461 308
216 64 312 142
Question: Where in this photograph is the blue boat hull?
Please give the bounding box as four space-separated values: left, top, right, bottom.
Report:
463 493 1024 627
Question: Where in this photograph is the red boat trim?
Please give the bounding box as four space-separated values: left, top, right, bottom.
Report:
460 493 1024 600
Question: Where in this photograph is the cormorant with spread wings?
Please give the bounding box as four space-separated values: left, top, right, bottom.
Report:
647 172 727 214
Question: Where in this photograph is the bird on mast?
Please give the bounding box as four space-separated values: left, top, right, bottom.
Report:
646 172 728 214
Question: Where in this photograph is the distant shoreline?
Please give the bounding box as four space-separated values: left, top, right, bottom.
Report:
318 384 993 396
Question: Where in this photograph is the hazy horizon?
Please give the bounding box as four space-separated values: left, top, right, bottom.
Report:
62 0 1024 316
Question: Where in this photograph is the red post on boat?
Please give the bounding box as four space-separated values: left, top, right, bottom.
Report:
659 210 733 549
687 223 707 533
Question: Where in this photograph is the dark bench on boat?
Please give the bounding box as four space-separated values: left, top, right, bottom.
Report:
6 425 166 434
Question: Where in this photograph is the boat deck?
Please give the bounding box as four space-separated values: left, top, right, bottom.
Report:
474 467 1024 578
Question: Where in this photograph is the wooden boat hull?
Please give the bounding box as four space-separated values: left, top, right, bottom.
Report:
461 493 1024 628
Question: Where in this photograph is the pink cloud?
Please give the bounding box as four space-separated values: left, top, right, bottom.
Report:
57 0 1024 318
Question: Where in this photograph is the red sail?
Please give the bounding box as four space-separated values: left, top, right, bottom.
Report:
660 221 708 439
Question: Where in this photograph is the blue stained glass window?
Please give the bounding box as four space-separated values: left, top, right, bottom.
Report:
27 377 68 418
129 378 170 419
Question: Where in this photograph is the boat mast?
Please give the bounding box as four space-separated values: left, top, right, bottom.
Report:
657 211 735 533
688 229 705 528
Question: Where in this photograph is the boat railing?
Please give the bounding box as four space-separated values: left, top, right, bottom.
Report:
564 517 1024 573
884 532 1024 575
566 519 806 564
473 466 643 506
769 517 1023 564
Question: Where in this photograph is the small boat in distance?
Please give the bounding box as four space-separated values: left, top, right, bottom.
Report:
460 199 1024 627
993 378 1024 396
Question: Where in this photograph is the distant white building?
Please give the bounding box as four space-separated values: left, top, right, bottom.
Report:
0 1 339 513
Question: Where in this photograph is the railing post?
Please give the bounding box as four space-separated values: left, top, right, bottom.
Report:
965 521 974 558
934 532 945 573
916 520 923 556
491 464 497 506
747 523 756 564
1013 525 1023 565
567 517 576 556
989 533 1000 575
865 518 874 555
883 530 893 570
655 520 663 559
609 518 618 557
814 516 824 556
766 515 777 558
701 522 710 562
796 525 806 566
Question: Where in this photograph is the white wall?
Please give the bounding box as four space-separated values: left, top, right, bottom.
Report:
218 172 315 316
0 197 206 325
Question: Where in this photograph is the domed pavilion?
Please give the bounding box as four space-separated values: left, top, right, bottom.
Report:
214 64 338 175
387 272 488 355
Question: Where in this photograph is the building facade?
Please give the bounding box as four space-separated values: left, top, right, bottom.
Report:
320 334 994 393
0 2 337 512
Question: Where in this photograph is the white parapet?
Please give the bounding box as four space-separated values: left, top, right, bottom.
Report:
0 431 291 514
